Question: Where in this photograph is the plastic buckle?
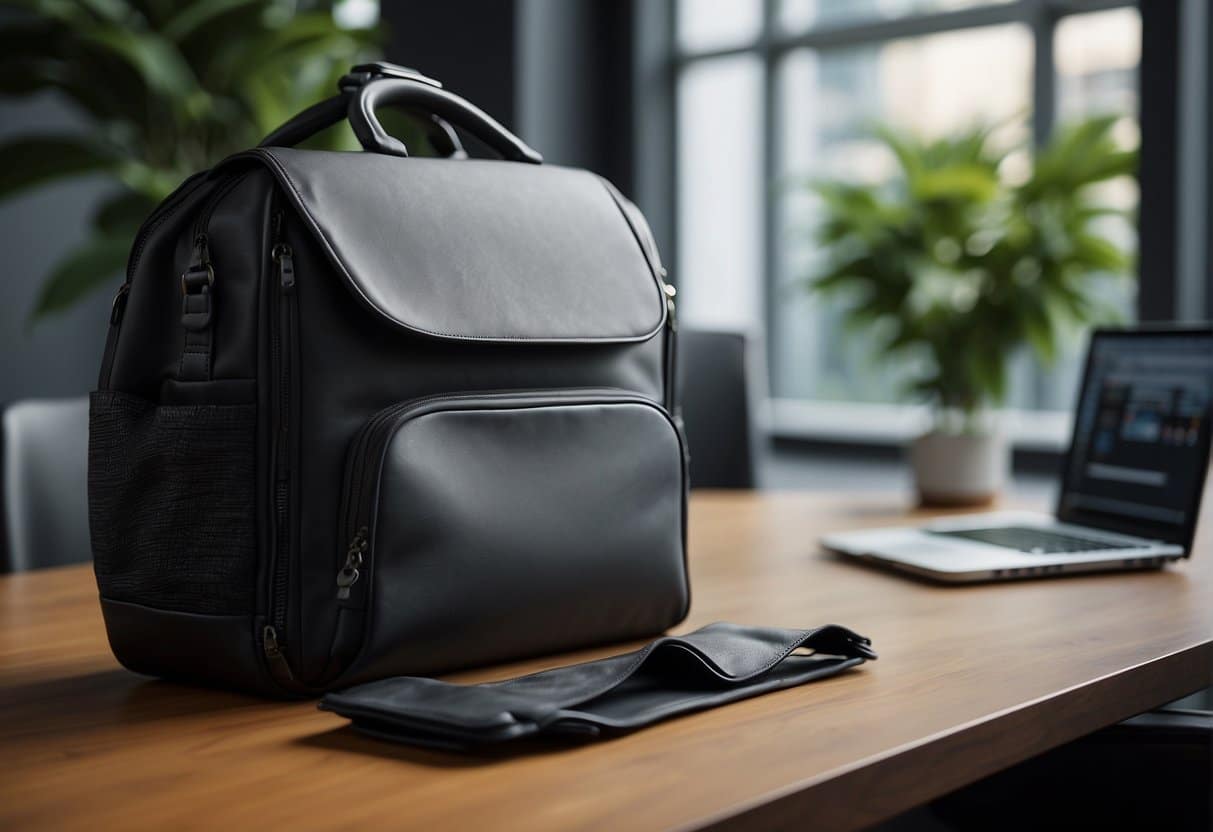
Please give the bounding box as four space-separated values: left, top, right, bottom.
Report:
338 61 443 92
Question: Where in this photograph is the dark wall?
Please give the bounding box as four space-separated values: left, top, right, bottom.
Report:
516 0 635 191
381 1 519 131
1137 0 1180 322
382 0 637 195
1138 0 1212 322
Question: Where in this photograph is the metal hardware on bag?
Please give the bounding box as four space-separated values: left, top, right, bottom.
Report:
193 232 211 265
274 244 295 292
262 625 296 684
109 283 130 326
336 527 369 601
662 283 677 331
180 264 215 296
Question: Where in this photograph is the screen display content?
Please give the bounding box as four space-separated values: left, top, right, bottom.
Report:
1061 332 1213 540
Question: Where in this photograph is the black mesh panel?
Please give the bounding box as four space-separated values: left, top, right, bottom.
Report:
88 390 256 615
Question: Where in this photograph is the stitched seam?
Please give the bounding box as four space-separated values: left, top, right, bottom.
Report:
253 148 665 344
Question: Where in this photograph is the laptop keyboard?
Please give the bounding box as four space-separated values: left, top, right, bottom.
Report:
928 525 1146 555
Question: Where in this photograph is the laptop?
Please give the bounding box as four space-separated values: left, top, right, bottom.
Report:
821 326 1213 583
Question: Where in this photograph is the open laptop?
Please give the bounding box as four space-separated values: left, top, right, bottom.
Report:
821 326 1213 583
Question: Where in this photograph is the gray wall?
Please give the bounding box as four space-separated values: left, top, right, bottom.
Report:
0 92 114 404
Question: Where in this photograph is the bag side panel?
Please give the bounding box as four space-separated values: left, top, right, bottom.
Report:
90 169 280 694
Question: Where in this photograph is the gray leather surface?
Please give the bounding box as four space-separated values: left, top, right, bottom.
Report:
339 396 688 685
321 622 875 748
259 148 666 342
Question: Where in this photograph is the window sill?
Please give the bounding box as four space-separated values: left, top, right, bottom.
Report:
765 398 1072 453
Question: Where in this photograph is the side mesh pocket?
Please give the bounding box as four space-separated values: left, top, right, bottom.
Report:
88 390 257 615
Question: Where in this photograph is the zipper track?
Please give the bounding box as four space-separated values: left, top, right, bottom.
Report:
269 216 295 639
190 173 249 258
123 171 208 284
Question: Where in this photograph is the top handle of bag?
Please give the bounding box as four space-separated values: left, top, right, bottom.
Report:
258 62 542 165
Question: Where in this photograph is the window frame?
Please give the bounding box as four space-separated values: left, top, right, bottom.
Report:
643 0 1188 451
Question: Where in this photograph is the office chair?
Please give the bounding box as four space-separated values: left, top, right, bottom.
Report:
675 328 761 489
2 397 92 572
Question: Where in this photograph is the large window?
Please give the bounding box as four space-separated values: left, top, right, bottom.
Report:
672 0 1141 439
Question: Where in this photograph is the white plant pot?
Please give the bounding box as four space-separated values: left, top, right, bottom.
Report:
909 431 1008 507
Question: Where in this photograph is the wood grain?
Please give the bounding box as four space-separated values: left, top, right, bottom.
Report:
2 490 1210 832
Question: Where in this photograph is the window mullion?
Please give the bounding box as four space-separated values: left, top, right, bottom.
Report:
761 0 779 397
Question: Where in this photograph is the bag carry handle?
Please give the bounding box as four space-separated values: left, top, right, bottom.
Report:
258 94 351 149
348 78 542 164
259 95 467 159
258 63 540 164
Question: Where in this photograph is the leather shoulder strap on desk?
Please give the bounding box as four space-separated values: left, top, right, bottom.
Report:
319 622 876 750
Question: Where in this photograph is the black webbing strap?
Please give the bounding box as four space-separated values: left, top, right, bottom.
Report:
179 262 214 381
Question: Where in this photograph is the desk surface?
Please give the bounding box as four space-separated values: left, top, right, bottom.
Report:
2 491 1210 831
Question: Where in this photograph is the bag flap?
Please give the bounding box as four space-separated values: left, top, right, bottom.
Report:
254 148 667 343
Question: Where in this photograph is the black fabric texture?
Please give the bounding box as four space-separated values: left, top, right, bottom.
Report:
88 390 257 615
319 622 876 750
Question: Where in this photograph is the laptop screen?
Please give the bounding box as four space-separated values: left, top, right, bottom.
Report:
1057 328 1213 547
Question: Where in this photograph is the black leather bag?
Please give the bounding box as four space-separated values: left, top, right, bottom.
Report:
88 64 688 697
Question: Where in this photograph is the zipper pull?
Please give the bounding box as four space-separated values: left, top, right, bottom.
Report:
336 526 368 600
275 244 295 292
193 233 210 267
662 280 677 331
262 625 296 683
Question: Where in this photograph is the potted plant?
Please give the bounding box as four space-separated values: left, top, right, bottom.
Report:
798 118 1137 505
0 0 395 321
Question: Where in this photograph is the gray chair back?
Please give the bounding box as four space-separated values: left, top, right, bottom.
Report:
2 397 91 572
676 329 759 489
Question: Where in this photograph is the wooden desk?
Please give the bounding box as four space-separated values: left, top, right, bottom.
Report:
2 492 1210 831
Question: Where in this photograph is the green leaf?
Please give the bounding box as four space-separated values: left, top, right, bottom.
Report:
10 0 142 26
207 12 370 90
1069 233 1129 273
1021 297 1057 364
30 232 131 320
161 0 260 41
911 164 998 203
0 136 115 201
114 159 187 201
873 124 923 179
79 25 202 101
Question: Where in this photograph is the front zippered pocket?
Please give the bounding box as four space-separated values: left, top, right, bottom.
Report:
263 212 299 688
322 388 689 687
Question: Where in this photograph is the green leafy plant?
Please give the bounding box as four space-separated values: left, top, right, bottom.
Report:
797 117 1137 431
1 0 384 319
